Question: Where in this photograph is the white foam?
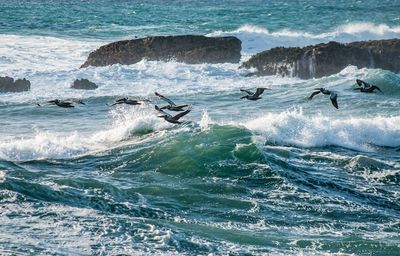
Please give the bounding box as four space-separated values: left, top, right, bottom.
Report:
209 22 400 53
243 109 400 152
0 34 103 72
199 109 214 131
0 170 5 182
0 107 167 161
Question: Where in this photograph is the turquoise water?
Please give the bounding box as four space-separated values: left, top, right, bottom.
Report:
0 0 400 255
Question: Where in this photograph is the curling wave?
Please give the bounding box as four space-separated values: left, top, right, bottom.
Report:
209 22 400 53
0 107 167 161
244 109 400 152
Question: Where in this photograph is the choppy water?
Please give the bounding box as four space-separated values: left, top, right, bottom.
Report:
1 0 400 255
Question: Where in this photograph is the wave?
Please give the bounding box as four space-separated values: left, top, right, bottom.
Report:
0 107 167 161
0 34 103 72
243 109 400 152
209 22 400 54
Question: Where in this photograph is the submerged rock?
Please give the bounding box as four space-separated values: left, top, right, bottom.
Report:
81 35 242 68
241 39 400 79
71 78 98 90
0 76 30 93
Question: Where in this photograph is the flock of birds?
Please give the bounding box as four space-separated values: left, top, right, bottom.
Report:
308 79 383 109
36 79 383 124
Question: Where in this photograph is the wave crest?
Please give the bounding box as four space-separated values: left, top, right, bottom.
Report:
244 109 400 152
209 22 400 53
0 107 166 161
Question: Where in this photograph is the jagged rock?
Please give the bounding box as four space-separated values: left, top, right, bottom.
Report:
241 39 400 79
0 76 30 93
81 35 242 68
71 78 98 90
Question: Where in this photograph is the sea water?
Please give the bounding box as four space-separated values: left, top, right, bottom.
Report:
0 0 399 254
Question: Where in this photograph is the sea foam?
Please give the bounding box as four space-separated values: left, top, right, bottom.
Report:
244 109 400 152
0 107 167 161
209 22 400 53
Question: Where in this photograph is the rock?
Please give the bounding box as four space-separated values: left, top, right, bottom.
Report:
71 78 98 90
241 39 400 79
81 35 242 68
0 76 30 93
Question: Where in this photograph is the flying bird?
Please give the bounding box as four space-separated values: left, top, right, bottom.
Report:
108 98 151 106
37 99 85 108
155 92 189 111
355 79 383 93
155 105 192 124
240 88 270 100
309 88 339 109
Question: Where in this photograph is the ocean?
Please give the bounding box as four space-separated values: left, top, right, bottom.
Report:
0 0 400 255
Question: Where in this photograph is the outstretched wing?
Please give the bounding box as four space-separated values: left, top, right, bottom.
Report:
173 106 192 120
115 98 127 102
155 92 176 106
155 105 172 118
253 87 268 97
330 92 339 109
139 99 152 103
110 101 124 106
308 90 321 100
240 89 253 95
372 86 383 93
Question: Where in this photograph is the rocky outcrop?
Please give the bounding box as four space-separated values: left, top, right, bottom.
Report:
0 76 30 93
241 39 400 79
71 78 98 90
81 35 242 68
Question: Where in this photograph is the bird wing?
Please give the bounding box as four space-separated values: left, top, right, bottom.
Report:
253 88 267 97
240 89 253 95
174 104 189 108
173 106 192 120
115 98 127 102
308 90 321 100
155 105 172 118
110 101 123 106
155 92 176 106
139 99 152 103
372 86 383 93
330 93 339 109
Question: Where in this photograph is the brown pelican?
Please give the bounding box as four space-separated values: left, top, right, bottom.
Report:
240 88 270 100
355 79 383 93
155 92 189 111
309 88 338 109
108 98 151 106
155 105 191 124
37 99 85 108
40 99 75 108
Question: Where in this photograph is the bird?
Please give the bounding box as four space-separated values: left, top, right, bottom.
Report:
108 98 151 106
308 88 339 109
154 92 189 111
155 105 192 124
240 88 270 100
355 79 383 93
37 99 85 108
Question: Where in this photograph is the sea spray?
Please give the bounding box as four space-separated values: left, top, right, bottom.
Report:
244 109 400 151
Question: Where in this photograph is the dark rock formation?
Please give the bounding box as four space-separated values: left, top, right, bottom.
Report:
0 76 30 93
81 35 242 68
241 39 400 79
71 78 98 90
